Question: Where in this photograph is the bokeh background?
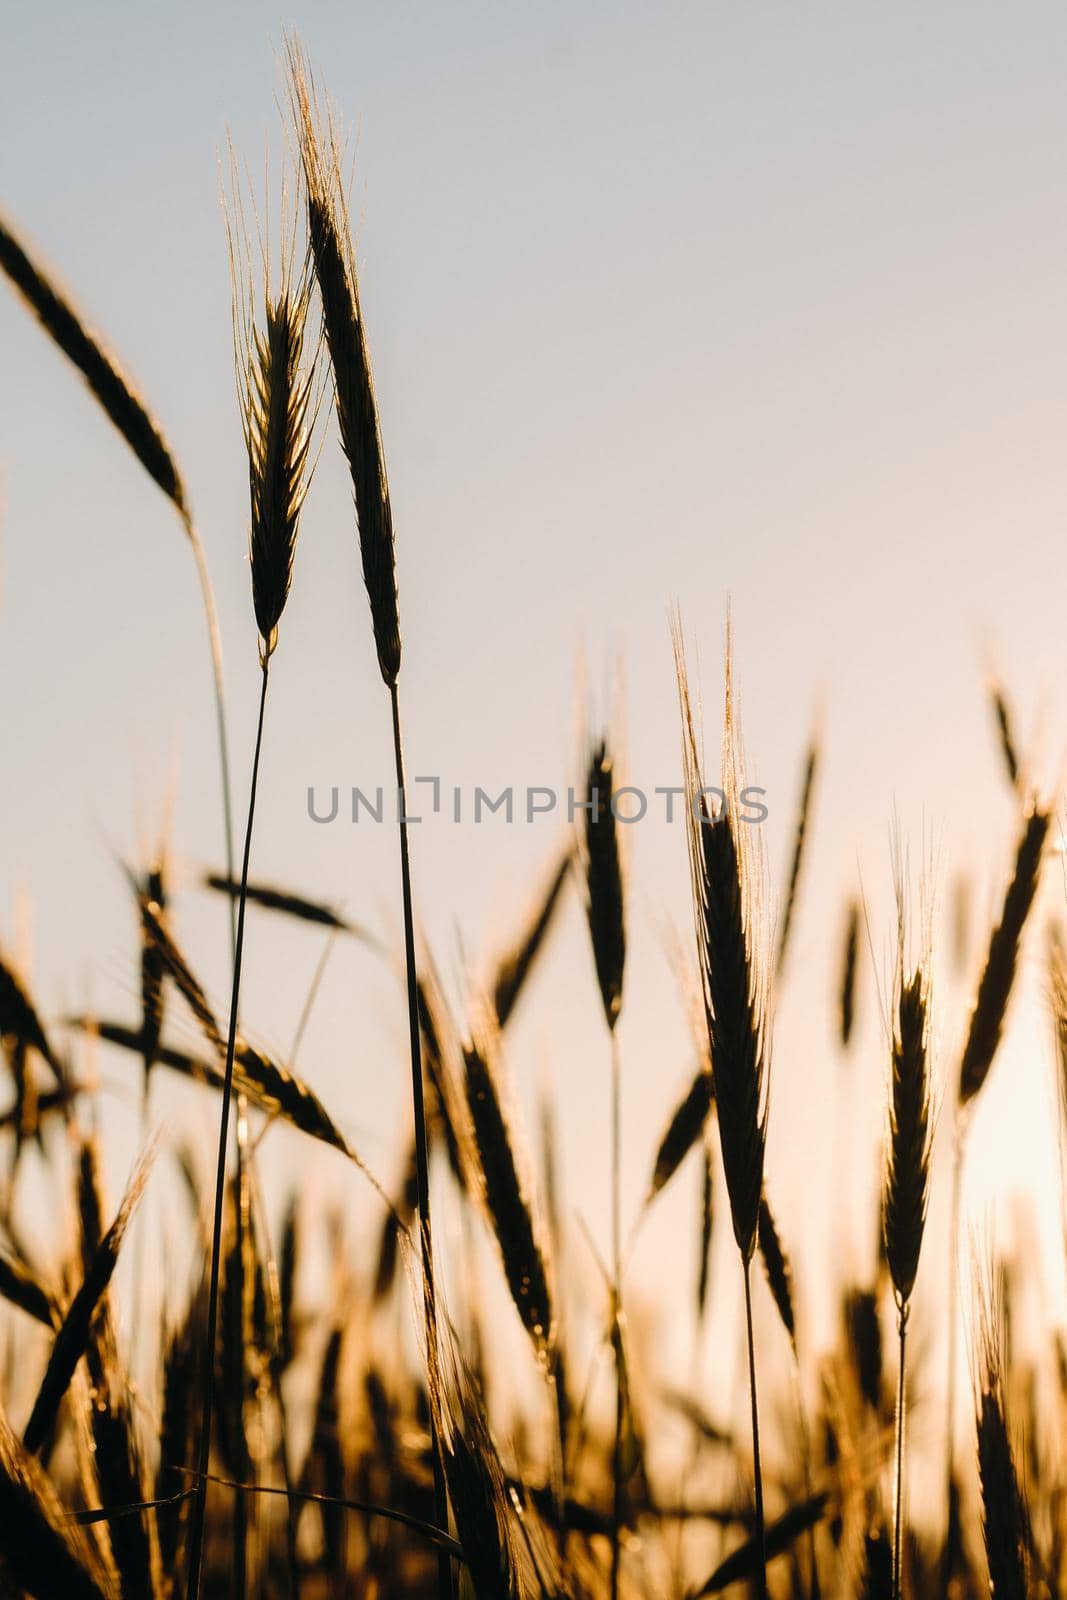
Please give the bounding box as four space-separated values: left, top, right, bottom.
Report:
3 0 1067 1456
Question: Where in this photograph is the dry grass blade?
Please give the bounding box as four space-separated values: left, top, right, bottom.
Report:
839 899 860 1051
757 1195 796 1349
674 628 768 1262
375 1138 418 1301
989 678 1020 790
204 872 368 939
0 1251 58 1329
776 733 818 976
689 1492 829 1596
442 1369 527 1600
91 1384 157 1600
844 1288 883 1414
464 1032 554 1358
0 1084 75 1133
647 1066 714 1205
581 740 627 1031
490 848 572 1029
958 806 1049 1105
22 1143 156 1456
139 860 167 1094
697 1145 714 1318
0 1398 115 1600
883 965 932 1311
0 212 187 520
137 894 224 1056
156 1299 201 1575
974 1278 1028 1600
0 946 63 1081
79 1019 394 1210
288 43 401 687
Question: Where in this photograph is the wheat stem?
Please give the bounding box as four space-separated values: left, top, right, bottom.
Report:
186 657 269 1600
742 1259 767 1600
389 680 453 1600
941 1128 964 1590
610 1024 623 1600
893 1312 907 1600
187 517 238 959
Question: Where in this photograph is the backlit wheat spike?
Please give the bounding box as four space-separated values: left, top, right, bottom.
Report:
839 899 860 1051
988 676 1020 791
674 631 767 1262
882 927 933 1600
490 847 572 1029
464 1029 554 1359
581 739 626 1032
958 805 1049 1106
974 1273 1028 1600
0 947 63 1082
647 1065 714 1205
776 730 819 976
0 1398 113 1600
227 162 320 661
23 1142 156 1457
288 43 401 687
0 212 187 518
674 613 769 1596
757 1195 796 1349
884 964 932 1312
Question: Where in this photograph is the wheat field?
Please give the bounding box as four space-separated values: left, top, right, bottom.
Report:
1 24 1066 1600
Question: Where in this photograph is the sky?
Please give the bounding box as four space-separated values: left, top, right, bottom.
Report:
2 1 1067 1422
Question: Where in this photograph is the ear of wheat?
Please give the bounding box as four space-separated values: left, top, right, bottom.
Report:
839 899 860 1051
227 155 320 663
463 1030 554 1360
288 43 401 688
974 1273 1028 1600
776 730 818 976
882 931 932 1600
673 614 769 1596
581 741 627 1033
884 964 932 1313
958 805 1049 1107
674 629 767 1263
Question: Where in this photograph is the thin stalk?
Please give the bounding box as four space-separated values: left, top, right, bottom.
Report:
186 658 270 1600
742 1259 767 1600
187 516 237 958
388 680 453 1600
610 1025 623 1600
546 1360 568 1572
893 1312 908 1600
941 1129 964 1590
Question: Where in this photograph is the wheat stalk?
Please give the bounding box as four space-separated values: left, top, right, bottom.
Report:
674 616 769 1595
288 44 453 1596
943 803 1048 1581
881 928 932 1600
184 158 319 1600
579 733 628 1600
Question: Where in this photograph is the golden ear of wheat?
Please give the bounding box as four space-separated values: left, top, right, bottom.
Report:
464 1032 554 1358
838 899 860 1050
974 1278 1028 1600
0 212 188 523
287 44 402 687
958 806 1049 1106
227 159 320 662
674 625 768 1263
581 739 626 1032
883 966 932 1311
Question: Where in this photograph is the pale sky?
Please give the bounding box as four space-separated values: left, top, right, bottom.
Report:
3 2 1067 1406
